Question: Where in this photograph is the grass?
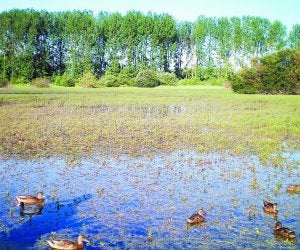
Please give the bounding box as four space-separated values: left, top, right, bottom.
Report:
0 84 299 164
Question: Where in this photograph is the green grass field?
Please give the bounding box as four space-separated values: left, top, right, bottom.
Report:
1 84 299 164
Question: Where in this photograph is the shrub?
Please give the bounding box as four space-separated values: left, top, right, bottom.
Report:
31 78 50 88
177 77 201 85
117 69 136 86
99 74 120 87
157 72 178 86
135 70 160 88
10 76 29 85
198 66 218 80
260 49 300 94
77 72 98 88
231 49 300 94
53 73 76 87
231 68 261 94
0 76 9 87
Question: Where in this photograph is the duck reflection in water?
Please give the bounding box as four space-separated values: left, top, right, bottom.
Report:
19 201 44 223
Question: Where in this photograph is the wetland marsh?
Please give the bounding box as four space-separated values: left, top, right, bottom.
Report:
0 85 299 249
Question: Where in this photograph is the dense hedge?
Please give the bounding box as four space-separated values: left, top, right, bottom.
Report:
232 49 300 94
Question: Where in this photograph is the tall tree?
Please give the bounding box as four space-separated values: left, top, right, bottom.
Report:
288 24 300 50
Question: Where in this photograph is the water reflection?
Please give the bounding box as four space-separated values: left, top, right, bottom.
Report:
19 202 44 224
0 194 92 249
0 152 299 249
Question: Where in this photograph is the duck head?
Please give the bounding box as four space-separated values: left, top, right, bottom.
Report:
37 192 45 200
78 235 90 244
197 209 207 216
274 222 282 229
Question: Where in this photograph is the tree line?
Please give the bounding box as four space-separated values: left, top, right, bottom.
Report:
0 9 299 83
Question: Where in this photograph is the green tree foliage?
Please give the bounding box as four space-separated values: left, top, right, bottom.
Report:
0 9 297 89
232 49 300 94
174 21 194 77
0 76 8 87
288 24 300 50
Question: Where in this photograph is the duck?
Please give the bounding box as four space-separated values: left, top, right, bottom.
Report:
287 184 300 194
186 209 206 224
263 201 278 214
16 192 45 206
46 235 89 250
273 222 296 240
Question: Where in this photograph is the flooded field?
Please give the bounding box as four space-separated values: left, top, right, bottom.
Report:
0 151 299 249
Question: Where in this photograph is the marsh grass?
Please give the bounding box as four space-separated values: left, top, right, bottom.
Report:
0 85 299 163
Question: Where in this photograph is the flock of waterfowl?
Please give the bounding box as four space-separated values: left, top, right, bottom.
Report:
14 184 299 249
180 183 299 244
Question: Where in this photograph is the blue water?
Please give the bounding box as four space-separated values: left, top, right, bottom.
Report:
0 151 299 249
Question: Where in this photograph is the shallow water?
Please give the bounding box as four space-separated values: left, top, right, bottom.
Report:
0 151 299 249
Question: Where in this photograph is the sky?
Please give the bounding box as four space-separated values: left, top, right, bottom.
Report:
0 0 299 30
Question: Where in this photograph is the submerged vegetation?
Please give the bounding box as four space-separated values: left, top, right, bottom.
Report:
0 85 299 164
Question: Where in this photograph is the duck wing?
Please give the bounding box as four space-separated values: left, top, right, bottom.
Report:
281 228 296 238
17 195 35 200
187 214 204 223
48 239 78 249
263 201 273 207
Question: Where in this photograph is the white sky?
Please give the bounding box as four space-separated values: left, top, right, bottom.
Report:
0 0 299 30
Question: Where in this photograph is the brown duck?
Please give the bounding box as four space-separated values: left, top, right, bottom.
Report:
187 209 206 224
263 201 278 214
16 192 45 206
287 184 300 194
274 222 296 240
46 235 90 250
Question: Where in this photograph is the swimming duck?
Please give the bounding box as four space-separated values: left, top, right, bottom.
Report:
273 222 296 240
287 184 300 194
263 201 278 214
46 235 89 250
16 192 45 206
186 209 206 224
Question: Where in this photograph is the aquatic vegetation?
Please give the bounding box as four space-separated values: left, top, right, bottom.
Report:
0 85 299 249
0 152 298 249
0 85 299 164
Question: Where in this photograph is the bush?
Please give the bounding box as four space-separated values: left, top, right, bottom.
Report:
99 74 120 87
177 77 201 85
77 72 98 88
53 73 76 87
260 49 300 94
10 76 29 85
117 69 136 86
198 66 218 80
135 70 160 88
0 76 9 87
231 68 261 94
31 78 50 88
157 72 178 86
231 49 300 94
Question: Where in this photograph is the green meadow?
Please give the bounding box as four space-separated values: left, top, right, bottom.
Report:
1 84 299 164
